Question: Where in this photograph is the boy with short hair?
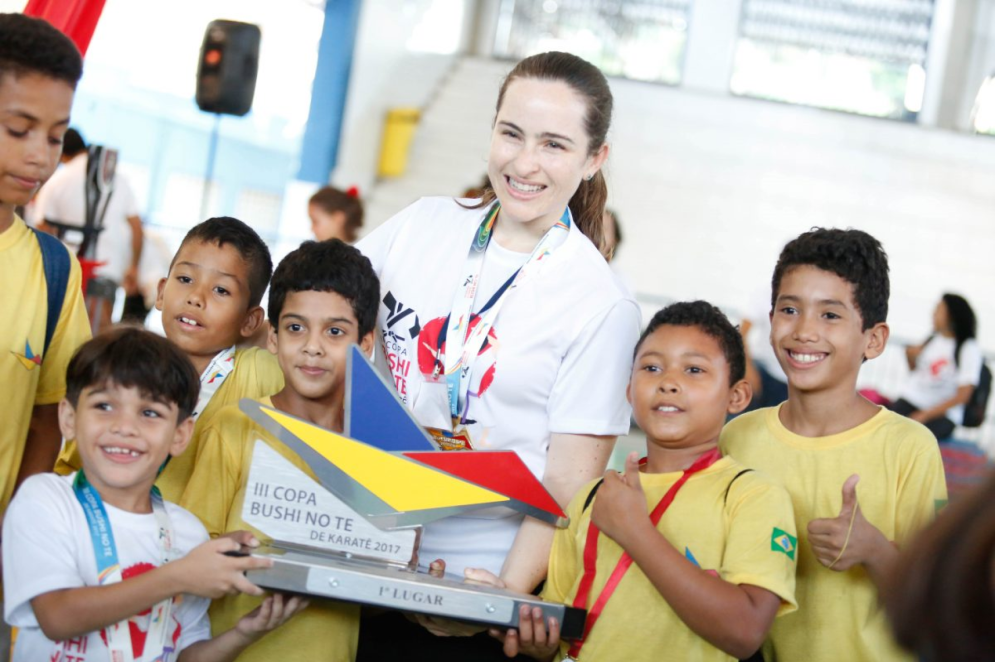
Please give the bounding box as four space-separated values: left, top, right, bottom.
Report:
57 216 285 501
3 328 306 661
0 13 91 530
180 239 381 662
720 228 947 661
489 301 798 662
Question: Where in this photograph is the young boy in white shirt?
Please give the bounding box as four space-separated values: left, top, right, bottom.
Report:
3 328 306 662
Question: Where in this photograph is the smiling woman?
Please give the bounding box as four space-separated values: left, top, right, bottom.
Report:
355 52 641 661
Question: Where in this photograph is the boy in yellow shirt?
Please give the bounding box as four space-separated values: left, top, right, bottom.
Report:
720 228 947 661
56 217 284 500
0 14 91 525
180 239 380 661
488 301 798 662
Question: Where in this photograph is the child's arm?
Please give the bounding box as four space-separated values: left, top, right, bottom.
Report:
591 454 783 660
462 569 559 662
178 592 308 661
31 537 272 642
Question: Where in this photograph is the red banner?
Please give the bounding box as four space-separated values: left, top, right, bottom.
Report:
22 0 107 56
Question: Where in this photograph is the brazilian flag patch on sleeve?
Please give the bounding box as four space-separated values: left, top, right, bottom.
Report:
771 528 797 560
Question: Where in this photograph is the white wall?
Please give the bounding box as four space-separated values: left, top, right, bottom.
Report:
362 57 995 351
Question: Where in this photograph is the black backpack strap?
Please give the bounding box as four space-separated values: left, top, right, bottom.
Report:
724 469 754 506
581 478 605 513
32 228 71 356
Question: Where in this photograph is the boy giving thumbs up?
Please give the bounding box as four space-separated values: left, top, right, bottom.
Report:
721 229 947 662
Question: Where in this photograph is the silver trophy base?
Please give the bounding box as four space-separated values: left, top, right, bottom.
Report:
246 544 586 639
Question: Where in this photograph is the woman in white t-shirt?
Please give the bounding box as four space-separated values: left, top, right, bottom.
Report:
891 294 982 440
356 52 640 660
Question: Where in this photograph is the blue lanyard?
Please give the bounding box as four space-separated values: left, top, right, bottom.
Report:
72 471 175 661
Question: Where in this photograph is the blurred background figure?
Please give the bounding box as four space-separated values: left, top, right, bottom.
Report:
31 128 143 332
889 294 984 441
886 471 995 661
308 185 363 243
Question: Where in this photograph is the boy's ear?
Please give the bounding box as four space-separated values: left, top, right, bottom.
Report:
58 399 77 441
727 379 753 415
239 305 265 338
266 321 279 355
154 278 167 311
359 330 375 358
863 322 890 361
625 380 632 406
168 415 196 458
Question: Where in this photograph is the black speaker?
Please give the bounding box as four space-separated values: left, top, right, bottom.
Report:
196 20 261 117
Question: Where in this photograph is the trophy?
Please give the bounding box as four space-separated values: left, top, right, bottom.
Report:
239 346 586 638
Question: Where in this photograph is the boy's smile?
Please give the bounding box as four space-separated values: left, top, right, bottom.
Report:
0 72 73 229
59 382 193 513
155 239 260 374
628 325 749 466
771 265 887 394
269 290 374 429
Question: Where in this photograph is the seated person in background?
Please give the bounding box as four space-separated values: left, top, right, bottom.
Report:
483 301 798 662
3 328 305 661
889 293 982 440
309 185 363 243
56 217 285 501
180 239 379 662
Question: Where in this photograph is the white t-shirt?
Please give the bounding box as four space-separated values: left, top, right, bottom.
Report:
901 335 984 425
357 197 641 577
31 155 140 284
3 473 211 662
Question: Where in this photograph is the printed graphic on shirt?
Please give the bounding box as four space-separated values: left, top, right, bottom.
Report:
12 340 42 371
417 315 499 412
929 358 950 377
381 292 420 402
770 528 797 560
51 563 182 662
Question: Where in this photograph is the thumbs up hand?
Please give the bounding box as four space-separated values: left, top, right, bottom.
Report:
807 475 887 572
592 452 651 549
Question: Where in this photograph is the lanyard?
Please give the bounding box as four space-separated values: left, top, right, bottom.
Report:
566 448 722 660
73 471 176 662
192 345 236 420
435 203 570 424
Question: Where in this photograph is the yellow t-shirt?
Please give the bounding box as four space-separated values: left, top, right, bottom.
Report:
180 397 358 662
0 217 90 516
543 456 797 662
55 346 283 501
720 406 947 662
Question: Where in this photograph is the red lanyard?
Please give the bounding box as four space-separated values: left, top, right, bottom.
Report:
566 448 722 660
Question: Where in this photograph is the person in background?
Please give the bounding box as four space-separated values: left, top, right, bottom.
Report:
33 128 144 332
309 185 363 243
889 294 982 440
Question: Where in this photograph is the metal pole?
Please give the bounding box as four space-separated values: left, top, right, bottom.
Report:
200 113 221 220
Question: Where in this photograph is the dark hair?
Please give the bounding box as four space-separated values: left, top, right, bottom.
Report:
0 14 83 88
309 186 364 243
66 327 200 421
771 228 889 330
62 127 86 157
605 208 622 258
268 239 380 338
466 52 612 258
886 472 995 660
176 217 273 308
635 301 746 385
941 293 977 367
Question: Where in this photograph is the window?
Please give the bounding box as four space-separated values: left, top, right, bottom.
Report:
494 0 693 85
731 0 935 120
